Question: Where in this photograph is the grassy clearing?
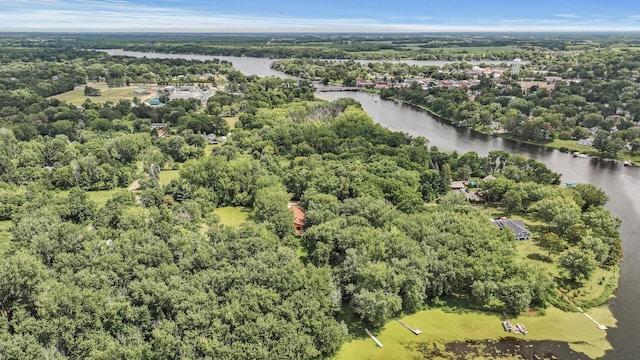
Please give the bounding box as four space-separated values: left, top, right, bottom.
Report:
334 306 615 360
56 188 125 206
213 207 251 227
159 170 180 186
86 189 123 205
546 139 599 154
51 84 156 106
226 116 240 129
571 266 619 307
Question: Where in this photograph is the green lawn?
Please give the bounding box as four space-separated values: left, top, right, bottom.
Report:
88 189 124 205
159 170 180 186
547 139 599 154
334 306 615 360
213 206 251 227
571 266 619 308
51 84 155 106
226 116 240 129
56 188 126 206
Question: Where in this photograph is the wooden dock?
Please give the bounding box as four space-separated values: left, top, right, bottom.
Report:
397 320 422 335
364 328 383 347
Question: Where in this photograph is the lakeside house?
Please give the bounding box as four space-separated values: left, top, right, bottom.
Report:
578 137 595 147
356 79 374 88
491 218 531 240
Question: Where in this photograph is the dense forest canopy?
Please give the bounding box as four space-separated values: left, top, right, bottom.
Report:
0 37 622 359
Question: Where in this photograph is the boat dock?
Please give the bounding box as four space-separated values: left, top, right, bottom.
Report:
365 328 383 347
397 320 422 335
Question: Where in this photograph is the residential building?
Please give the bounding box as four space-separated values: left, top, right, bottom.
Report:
491 219 531 240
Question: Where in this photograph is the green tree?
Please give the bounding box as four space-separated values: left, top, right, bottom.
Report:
536 232 566 257
559 249 597 283
253 184 294 239
533 197 581 235
572 183 609 211
351 289 402 327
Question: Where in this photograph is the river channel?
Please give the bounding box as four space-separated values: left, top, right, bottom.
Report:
103 49 638 359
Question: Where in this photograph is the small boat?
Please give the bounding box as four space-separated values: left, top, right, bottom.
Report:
624 160 634 167
516 323 527 335
502 320 513 332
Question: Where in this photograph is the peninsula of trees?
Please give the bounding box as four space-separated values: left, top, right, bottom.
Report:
0 35 622 359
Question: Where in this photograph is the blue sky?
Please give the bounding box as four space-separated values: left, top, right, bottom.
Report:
1 0 639 32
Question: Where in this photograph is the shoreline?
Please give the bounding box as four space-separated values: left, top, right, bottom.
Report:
334 306 616 360
369 92 636 166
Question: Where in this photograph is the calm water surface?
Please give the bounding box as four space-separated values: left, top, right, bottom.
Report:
103 49 638 359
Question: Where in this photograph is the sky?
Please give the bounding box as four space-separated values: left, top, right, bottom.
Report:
1 0 640 32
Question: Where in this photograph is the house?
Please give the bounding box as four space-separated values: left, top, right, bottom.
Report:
450 181 465 190
205 133 217 144
578 137 594 147
157 129 169 138
491 219 531 240
289 205 306 235
356 79 374 88
483 174 497 182
151 122 168 130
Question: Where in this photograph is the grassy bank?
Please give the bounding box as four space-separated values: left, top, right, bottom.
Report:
334 306 615 360
382 94 639 164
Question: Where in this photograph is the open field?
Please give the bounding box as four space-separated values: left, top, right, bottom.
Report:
213 206 251 227
51 84 156 106
159 169 180 186
56 188 126 206
334 306 615 360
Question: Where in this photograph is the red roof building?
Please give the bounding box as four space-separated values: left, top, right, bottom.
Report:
289 205 306 235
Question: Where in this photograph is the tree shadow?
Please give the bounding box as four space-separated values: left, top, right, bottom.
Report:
526 253 553 263
335 304 368 338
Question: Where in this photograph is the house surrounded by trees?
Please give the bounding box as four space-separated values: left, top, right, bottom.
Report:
491 218 532 240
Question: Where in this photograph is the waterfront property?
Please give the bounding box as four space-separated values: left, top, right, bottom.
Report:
491 218 531 240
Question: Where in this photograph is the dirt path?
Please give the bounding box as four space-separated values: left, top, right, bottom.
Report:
128 179 140 192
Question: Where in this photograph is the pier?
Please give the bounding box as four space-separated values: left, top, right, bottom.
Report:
364 328 383 347
397 320 422 335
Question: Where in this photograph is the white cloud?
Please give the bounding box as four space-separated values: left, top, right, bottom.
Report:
552 14 581 19
1 1 639 32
